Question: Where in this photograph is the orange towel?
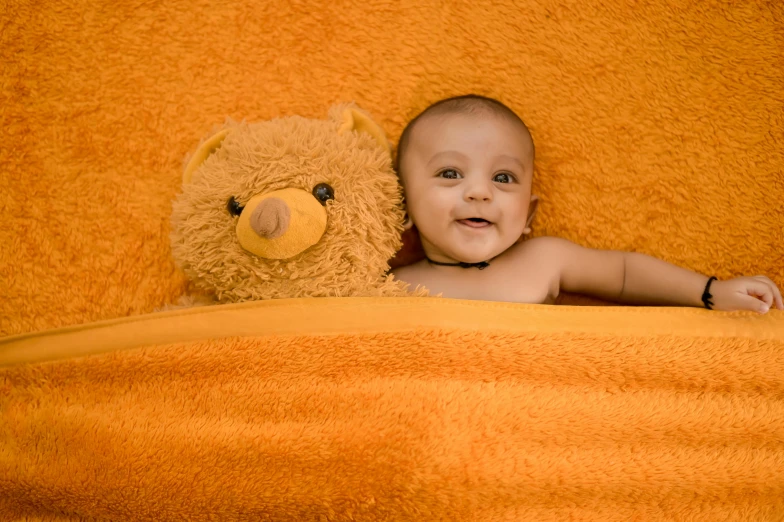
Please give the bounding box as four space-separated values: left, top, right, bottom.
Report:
2 1 783 336
1 298 783 520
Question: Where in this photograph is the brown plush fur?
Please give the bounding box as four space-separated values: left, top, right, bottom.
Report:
169 104 420 303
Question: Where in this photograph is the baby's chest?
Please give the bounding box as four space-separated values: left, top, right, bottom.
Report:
427 270 554 305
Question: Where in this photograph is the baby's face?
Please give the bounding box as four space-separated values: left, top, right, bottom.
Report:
399 112 535 264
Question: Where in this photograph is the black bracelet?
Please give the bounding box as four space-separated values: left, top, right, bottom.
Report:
701 276 717 310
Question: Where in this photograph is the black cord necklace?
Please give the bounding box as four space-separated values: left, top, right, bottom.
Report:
425 258 491 270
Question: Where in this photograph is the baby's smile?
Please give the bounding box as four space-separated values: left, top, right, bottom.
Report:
457 217 493 229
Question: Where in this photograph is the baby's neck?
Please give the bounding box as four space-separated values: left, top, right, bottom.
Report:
424 257 491 270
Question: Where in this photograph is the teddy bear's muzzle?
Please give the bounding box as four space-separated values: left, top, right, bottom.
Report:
235 188 327 259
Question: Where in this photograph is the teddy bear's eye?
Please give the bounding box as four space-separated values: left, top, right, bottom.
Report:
226 196 244 217
312 183 335 206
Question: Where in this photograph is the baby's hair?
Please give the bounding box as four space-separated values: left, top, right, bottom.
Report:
395 94 532 173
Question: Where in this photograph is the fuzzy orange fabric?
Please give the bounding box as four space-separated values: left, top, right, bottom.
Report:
2 1 783 336
1 298 783 520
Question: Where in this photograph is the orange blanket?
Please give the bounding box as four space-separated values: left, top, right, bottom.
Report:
2 298 783 520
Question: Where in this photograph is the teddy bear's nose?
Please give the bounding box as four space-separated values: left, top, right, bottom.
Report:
235 188 327 259
250 198 290 239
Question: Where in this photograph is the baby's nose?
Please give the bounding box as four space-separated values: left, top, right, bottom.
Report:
250 197 290 239
464 180 493 201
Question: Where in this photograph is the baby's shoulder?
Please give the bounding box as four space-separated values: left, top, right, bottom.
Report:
506 235 573 261
390 260 430 288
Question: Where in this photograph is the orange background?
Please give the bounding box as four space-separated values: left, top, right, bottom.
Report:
2 0 782 336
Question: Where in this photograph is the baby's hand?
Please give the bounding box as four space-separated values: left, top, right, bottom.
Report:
711 276 784 314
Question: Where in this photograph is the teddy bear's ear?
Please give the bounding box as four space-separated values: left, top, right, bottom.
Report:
337 106 391 156
182 129 231 185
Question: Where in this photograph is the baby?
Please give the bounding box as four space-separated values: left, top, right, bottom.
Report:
391 94 783 313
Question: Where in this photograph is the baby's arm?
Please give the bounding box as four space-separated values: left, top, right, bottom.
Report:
531 237 783 313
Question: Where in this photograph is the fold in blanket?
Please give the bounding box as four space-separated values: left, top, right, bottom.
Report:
1 298 783 521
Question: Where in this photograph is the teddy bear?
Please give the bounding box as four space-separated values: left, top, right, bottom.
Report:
167 103 425 306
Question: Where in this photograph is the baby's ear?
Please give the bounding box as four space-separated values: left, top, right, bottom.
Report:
523 195 540 235
333 104 391 156
182 129 231 185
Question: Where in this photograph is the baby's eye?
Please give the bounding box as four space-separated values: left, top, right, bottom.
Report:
493 173 514 184
439 169 461 179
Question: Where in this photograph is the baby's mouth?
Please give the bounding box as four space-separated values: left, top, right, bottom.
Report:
457 217 492 228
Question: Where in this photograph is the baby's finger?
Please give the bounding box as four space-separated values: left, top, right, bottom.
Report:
746 280 773 310
755 276 784 310
736 293 770 314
